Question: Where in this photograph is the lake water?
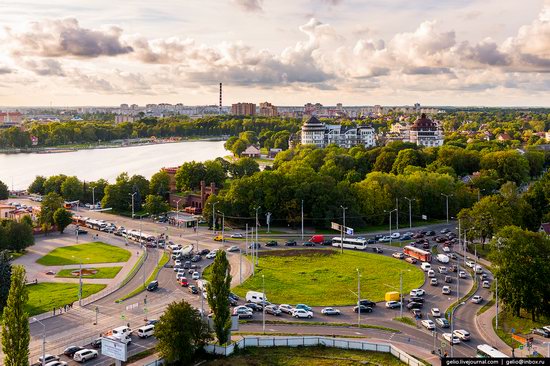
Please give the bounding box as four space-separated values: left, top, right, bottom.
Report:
0 140 228 190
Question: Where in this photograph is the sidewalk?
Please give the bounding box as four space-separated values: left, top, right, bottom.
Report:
126 353 162 366
475 295 514 357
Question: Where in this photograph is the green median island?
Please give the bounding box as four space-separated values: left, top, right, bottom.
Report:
233 249 424 306
205 345 407 365
36 242 131 266
55 266 123 279
26 282 106 316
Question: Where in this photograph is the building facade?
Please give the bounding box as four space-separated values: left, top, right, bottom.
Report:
231 103 256 116
301 116 376 148
259 102 278 117
409 113 444 147
0 111 23 126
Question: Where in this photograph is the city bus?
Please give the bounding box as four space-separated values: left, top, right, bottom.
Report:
332 237 368 250
403 245 432 262
476 344 509 358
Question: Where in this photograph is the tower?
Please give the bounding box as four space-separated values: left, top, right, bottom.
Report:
219 83 222 114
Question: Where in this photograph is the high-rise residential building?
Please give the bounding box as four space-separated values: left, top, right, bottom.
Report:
409 113 444 147
231 103 256 116
259 102 278 117
301 116 376 148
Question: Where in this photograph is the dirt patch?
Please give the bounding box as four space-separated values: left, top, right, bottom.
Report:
258 248 337 257
70 268 98 276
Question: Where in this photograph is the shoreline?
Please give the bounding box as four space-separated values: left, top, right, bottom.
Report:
0 136 228 155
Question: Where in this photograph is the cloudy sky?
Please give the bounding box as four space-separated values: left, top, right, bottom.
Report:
0 0 548 107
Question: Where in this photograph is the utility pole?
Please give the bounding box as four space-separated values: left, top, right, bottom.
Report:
33 318 46 366
211 202 218 232
387 209 397 244
340 206 347 254
266 212 271 234
396 198 399 230
357 268 361 328
196 219 199 252
239 246 242 284
262 274 266 334
91 186 96 210
399 271 403 318
450 302 466 357
301 200 304 241
495 277 499 329
404 197 414 229
129 192 137 219
175 199 181 221
441 193 453 224
255 206 260 266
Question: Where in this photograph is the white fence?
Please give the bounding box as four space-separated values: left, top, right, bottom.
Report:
204 336 423 366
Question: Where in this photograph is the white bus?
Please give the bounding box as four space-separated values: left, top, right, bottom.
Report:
332 237 368 250
476 344 508 358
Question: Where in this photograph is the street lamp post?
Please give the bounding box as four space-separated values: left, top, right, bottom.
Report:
301 199 304 241
217 211 225 242
340 206 347 254
209 202 218 232
395 198 399 230
255 206 260 266
440 193 453 224
404 197 415 229
450 301 466 357
386 209 397 244
129 192 137 219
34 317 46 366
266 212 272 234
262 274 266 334
91 186 96 210
357 268 361 328
175 199 181 221
399 270 403 318
495 277 499 329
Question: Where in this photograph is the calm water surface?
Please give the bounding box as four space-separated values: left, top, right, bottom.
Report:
0 140 228 190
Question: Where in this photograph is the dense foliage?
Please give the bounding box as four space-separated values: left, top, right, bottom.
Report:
206 251 232 345
0 220 34 252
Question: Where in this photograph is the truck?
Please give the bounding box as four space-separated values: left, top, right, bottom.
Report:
246 291 267 304
385 291 400 301
309 235 325 244
436 254 450 263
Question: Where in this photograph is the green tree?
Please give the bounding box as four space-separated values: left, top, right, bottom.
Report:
231 138 248 156
175 162 206 191
480 150 530 184
206 251 232 344
43 174 67 195
4 221 34 252
223 136 238 152
373 151 397 173
40 192 64 226
60 176 83 201
391 148 424 174
0 250 12 314
204 161 227 188
150 171 171 197
27 176 46 195
1 265 30 366
155 300 212 364
230 158 260 178
144 195 169 216
101 173 133 211
0 180 9 200
53 208 73 233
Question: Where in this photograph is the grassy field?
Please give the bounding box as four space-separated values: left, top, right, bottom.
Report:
232 249 424 306
494 309 550 349
55 266 122 279
36 242 131 266
204 346 407 365
26 283 106 316
394 317 416 327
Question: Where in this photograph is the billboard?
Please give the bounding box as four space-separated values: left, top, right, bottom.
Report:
101 337 127 361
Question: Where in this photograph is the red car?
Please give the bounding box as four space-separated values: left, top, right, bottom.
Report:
178 277 189 287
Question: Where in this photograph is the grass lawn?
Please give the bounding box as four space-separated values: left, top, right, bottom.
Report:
232 249 424 306
26 283 106 316
36 242 131 266
204 346 407 365
494 309 550 349
55 266 122 279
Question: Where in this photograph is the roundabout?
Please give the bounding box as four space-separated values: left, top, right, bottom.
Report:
232 249 425 306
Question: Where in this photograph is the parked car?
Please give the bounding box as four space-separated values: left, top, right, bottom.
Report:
295 304 313 312
392 252 404 259
427 270 435 278
431 308 441 317
453 329 471 341
444 276 452 283
45 361 67 366
248 242 261 249
64 346 84 357
321 307 341 316
146 280 159 291
191 255 202 262
284 240 297 246
440 228 449 234
378 236 391 243
178 277 189 287
292 309 313 318
206 251 218 259
38 355 60 364
471 295 483 304
229 292 240 301
390 232 401 239
73 349 98 362
421 320 435 330
443 333 460 344
90 338 102 349
265 305 282 316
435 317 450 328
199 249 210 255
353 305 373 313
245 302 263 312
410 289 425 297
146 319 159 325
233 307 253 319
192 272 201 280
279 304 295 314
438 266 447 273
482 280 490 288
359 299 377 307
426 230 436 236
405 257 417 264
532 328 550 338
188 285 199 294
406 302 423 309
386 301 401 309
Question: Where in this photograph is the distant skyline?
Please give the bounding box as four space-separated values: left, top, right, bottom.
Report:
0 0 548 107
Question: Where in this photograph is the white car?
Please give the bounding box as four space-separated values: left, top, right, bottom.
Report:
73 349 98 362
427 270 435 278
38 355 60 364
392 252 404 259
385 301 401 309
230 233 244 238
174 259 182 267
482 280 490 288
442 246 450 253
279 304 295 314
471 295 483 304
390 232 401 239
421 320 435 330
292 309 313 319
409 289 425 297
321 307 341 316
192 272 201 280
442 286 451 295
45 362 67 366
227 245 240 252
438 266 447 273
453 329 471 341
431 308 441 317
378 236 391 242
443 333 461 344
459 271 467 278
206 251 218 259
465 260 475 268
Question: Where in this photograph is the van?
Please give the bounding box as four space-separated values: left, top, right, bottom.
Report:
384 291 400 301
421 262 431 271
427 270 435 278
137 325 155 338
73 349 98 362
309 235 325 244
112 326 131 338
246 290 267 304
475 265 483 274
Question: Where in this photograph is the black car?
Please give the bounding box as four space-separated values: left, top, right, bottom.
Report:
426 230 436 236
367 239 376 244
146 280 159 291
229 292 240 301
146 319 159 325
353 305 373 313
245 303 263 312
359 299 376 307
265 240 278 247
183 261 191 269
76 228 88 235
199 249 210 255
303 241 315 247
532 328 550 338
322 239 332 245
63 346 84 357
401 235 412 241
90 338 102 349
372 247 383 253
189 285 199 294
411 309 422 318
408 297 424 303
285 240 297 246
228 297 238 306
406 301 423 309
248 242 261 249
191 255 202 262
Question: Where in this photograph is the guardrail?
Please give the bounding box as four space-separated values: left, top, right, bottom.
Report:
204 336 423 366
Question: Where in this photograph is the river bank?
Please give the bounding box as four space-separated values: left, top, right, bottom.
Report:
0 135 229 154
